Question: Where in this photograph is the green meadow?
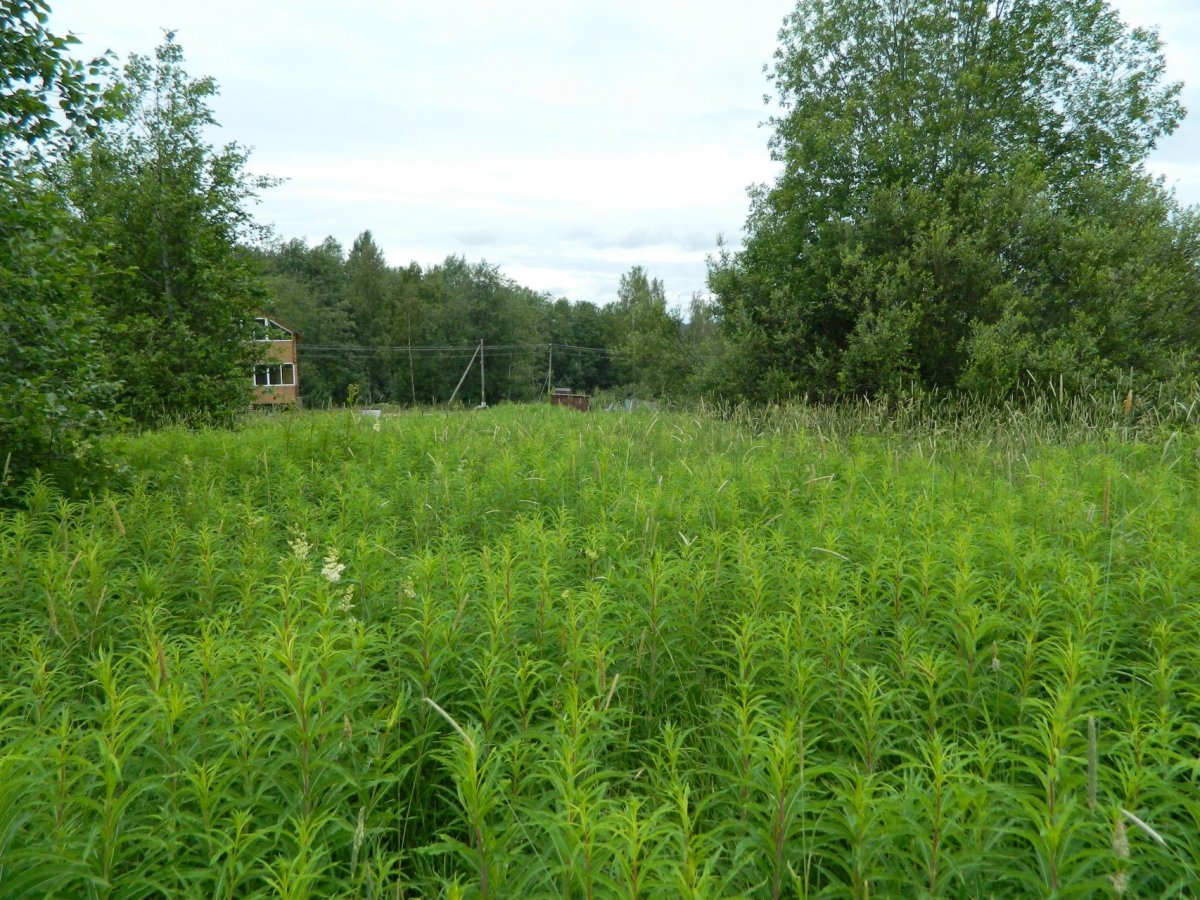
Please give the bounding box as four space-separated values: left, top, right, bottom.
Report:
2 402 1199 897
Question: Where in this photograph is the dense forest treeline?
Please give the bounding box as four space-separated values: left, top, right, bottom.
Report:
256 235 724 408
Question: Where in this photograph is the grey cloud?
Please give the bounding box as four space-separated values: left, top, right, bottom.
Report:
458 229 500 247
601 228 716 252
563 226 599 243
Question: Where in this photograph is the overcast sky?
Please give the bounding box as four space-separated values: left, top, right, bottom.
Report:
51 0 1200 308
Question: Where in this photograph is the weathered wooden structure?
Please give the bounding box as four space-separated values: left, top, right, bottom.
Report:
550 387 589 412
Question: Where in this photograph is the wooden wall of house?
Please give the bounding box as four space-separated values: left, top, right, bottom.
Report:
252 317 300 405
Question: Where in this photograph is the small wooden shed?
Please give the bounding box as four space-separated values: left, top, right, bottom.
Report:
550 387 589 412
251 312 301 406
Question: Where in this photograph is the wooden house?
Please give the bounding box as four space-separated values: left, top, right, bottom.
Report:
251 313 301 405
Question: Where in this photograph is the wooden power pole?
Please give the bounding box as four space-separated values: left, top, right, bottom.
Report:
479 339 486 407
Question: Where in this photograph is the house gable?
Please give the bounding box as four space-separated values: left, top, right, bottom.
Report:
252 316 296 342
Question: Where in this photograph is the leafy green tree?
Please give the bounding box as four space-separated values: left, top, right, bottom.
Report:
681 292 730 397
420 256 548 404
62 34 276 426
344 230 395 402
1 0 117 491
377 262 423 404
712 0 1199 398
545 298 618 393
1 0 110 162
609 265 692 398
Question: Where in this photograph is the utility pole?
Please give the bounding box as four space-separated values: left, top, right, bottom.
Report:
447 341 480 406
406 308 416 405
546 344 553 395
479 339 486 408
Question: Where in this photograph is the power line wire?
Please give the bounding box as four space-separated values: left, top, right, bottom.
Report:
300 341 630 358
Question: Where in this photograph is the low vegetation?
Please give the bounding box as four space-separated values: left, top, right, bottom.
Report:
2 400 1199 896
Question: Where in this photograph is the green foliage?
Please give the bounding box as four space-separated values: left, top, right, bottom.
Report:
0 176 120 494
609 265 694 399
545 297 620 392
0 0 110 162
261 244 718 406
713 0 1200 399
0 0 118 492
415 255 549 405
3 400 1200 893
62 35 276 428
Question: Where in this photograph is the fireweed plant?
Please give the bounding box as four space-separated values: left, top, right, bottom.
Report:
1 398 1199 897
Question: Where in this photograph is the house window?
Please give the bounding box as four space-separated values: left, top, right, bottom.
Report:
253 363 296 387
252 317 293 342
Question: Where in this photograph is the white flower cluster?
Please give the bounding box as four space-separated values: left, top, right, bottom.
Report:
322 549 346 583
337 585 355 613
289 534 311 561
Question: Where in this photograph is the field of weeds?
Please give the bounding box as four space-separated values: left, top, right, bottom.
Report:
2 402 1199 897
